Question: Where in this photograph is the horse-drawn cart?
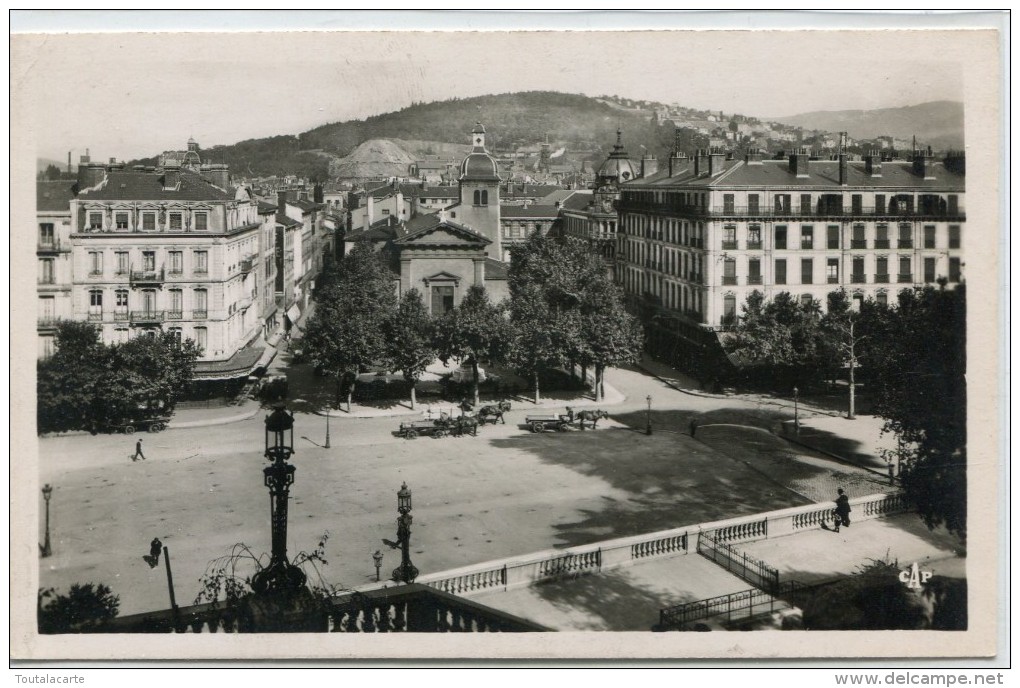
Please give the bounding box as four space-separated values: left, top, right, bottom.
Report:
524 408 609 433
398 418 452 440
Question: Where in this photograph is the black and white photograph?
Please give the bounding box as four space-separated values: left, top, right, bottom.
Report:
10 11 1007 667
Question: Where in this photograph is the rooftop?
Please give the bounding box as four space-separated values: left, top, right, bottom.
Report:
37 180 76 212
76 169 236 202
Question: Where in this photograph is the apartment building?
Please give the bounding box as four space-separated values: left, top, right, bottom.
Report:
68 154 270 381
616 143 965 372
36 180 77 358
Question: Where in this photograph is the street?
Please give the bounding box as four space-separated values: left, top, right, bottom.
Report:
37 364 891 616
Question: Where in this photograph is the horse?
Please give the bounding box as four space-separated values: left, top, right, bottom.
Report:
478 400 511 425
576 409 609 430
453 414 479 437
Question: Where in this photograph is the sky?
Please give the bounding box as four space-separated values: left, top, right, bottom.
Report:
12 11 977 163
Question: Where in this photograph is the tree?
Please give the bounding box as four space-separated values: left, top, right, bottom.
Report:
820 289 868 419
508 281 563 403
433 285 510 407
302 243 397 410
723 290 824 382
860 285 967 540
36 324 199 434
575 279 643 401
37 322 109 433
106 332 201 420
384 289 436 409
38 583 120 633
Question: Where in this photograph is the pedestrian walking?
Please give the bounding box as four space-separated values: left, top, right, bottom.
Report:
689 419 697 437
133 438 146 461
833 488 851 533
150 537 162 566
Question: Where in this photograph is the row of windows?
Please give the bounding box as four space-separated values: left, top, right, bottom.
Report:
622 267 705 316
85 209 209 232
38 326 207 358
86 287 209 314
501 222 550 238
721 223 961 250
623 213 706 244
719 257 962 285
623 190 962 217
82 249 209 276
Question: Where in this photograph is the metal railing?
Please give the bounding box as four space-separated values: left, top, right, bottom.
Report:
621 203 964 221
130 310 164 323
193 309 208 320
130 268 165 285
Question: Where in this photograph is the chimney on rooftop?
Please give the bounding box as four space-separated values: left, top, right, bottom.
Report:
694 148 709 177
201 163 230 190
745 148 764 165
162 160 181 190
838 132 849 186
708 149 726 177
789 148 811 178
864 151 882 178
640 154 658 178
76 150 106 189
912 148 936 180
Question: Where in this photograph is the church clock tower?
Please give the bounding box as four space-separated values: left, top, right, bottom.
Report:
457 122 502 261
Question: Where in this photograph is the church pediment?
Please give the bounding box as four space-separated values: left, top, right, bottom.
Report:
422 271 463 285
394 216 491 247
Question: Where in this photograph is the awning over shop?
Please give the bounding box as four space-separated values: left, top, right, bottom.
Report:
286 304 301 324
193 346 266 381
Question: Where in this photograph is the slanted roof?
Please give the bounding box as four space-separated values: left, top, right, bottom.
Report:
559 191 593 211
394 213 491 247
257 200 278 214
275 212 301 228
37 180 76 213
77 169 235 202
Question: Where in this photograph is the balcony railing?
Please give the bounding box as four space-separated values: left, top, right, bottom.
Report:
37 316 60 328
721 276 738 286
721 241 738 250
240 258 255 275
851 240 867 249
194 268 209 276
747 275 763 285
130 268 165 286
897 273 914 283
38 277 56 285
851 274 867 284
874 239 890 249
87 312 104 322
827 276 840 284
167 310 183 320
746 241 762 250
130 310 164 323
114 311 129 322
874 273 890 283
193 310 208 320
37 240 69 253
898 240 913 249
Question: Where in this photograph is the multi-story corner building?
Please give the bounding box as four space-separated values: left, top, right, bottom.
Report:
68 153 272 388
276 190 324 311
616 142 965 374
36 180 77 358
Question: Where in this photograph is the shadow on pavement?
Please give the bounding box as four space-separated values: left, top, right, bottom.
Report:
489 423 811 550
528 569 680 631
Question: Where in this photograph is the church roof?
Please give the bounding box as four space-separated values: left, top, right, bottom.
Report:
394 213 491 247
460 152 500 181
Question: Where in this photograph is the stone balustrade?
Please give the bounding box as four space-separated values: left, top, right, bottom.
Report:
414 492 906 598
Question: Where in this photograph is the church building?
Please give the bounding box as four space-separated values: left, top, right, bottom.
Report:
343 123 509 313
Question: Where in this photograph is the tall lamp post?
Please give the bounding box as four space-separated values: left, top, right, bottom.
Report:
40 484 53 558
324 407 331 449
392 482 419 584
372 550 383 582
250 406 307 597
793 386 800 436
645 395 653 436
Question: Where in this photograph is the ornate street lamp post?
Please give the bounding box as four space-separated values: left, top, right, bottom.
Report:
324 407 331 449
250 406 307 597
40 484 53 558
372 550 384 582
645 395 653 436
392 482 419 584
793 387 800 436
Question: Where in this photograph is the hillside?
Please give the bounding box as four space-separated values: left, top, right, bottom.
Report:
773 101 964 149
330 138 416 179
